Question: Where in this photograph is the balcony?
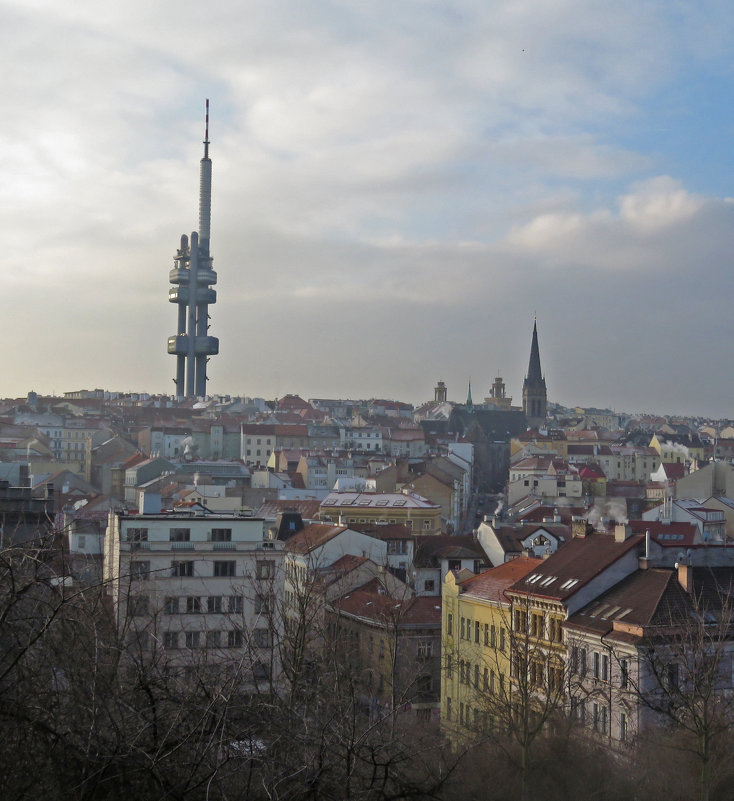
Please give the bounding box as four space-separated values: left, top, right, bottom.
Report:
168 286 217 305
120 540 275 553
167 335 220 356
169 267 217 286
169 267 190 285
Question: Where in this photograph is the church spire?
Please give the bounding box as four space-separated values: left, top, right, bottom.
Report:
522 318 547 427
527 318 543 384
466 379 473 413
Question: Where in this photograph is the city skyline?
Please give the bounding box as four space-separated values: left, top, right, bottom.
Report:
3 1 734 416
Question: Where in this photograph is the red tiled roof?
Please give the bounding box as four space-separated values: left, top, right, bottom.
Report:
460 557 543 603
509 531 644 602
350 523 413 540
333 585 441 627
661 462 686 480
284 523 347 554
628 520 697 548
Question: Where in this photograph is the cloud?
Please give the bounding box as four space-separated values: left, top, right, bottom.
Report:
1 1 734 417
619 176 705 230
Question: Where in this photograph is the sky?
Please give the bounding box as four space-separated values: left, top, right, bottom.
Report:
2 0 734 418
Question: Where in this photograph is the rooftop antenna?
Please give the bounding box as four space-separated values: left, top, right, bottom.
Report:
204 98 210 159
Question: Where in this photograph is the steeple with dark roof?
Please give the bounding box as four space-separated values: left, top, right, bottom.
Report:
522 319 547 427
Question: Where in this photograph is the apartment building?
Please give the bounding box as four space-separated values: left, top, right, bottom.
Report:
104 508 283 687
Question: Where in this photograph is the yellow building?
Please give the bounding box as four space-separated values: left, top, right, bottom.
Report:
649 433 704 466
510 430 568 460
441 557 541 731
320 490 442 535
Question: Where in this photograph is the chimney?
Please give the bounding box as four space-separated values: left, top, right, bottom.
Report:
572 517 591 538
677 562 692 593
614 523 632 543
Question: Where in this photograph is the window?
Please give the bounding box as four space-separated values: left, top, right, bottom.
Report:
164 596 179 615
593 703 608 734
127 629 150 652
128 595 149 616
169 527 191 542
163 632 179 650
620 711 628 742
475 621 480 644
424 579 435 592
447 613 453 635
185 631 200 649
531 612 544 638
483 667 489 690
474 664 479 687
514 610 528 634
460 617 466 639
206 630 220 649
257 561 274 579
446 697 452 721
227 629 243 648
208 596 222 614
446 654 453 678
228 595 243 614
549 662 563 693
213 561 236 577
211 528 232 542
126 527 148 542
572 646 587 676
571 696 585 722
253 661 270 680
593 652 600 679
130 561 150 581
484 623 489 646
666 663 679 690
490 624 496 647
530 660 544 687
186 596 202 614
255 594 271 614
171 561 194 577
379 640 385 659
417 641 433 658
601 654 609 682
620 658 629 689
499 628 506 652
548 617 563 643
254 628 272 648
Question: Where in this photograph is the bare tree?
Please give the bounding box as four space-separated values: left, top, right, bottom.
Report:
628 568 734 801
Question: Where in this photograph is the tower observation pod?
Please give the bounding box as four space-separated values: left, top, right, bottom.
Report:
167 99 219 399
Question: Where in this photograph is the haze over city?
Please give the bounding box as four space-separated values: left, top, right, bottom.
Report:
3 0 734 417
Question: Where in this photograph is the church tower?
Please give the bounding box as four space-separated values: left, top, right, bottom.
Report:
522 319 547 428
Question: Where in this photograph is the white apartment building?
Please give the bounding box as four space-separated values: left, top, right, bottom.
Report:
104 508 284 687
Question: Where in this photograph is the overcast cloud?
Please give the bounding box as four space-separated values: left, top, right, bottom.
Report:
2 0 733 416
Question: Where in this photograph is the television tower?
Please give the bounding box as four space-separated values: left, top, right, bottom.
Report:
167 99 219 399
